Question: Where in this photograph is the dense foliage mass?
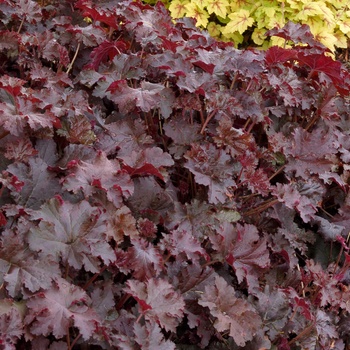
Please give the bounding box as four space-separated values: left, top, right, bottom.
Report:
147 0 350 52
0 0 350 349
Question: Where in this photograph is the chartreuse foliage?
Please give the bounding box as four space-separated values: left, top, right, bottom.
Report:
1 0 350 349
150 0 350 51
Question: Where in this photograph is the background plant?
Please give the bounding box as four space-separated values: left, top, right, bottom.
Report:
0 0 350 349
144 0 350 52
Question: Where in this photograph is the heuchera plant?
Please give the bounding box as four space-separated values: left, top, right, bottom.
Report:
0 0 350 349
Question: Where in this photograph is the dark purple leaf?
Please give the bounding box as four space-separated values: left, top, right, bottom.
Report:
25 278 99 340
185 143 236 204
28 197 115 272
63 151 133 207
211 223 270 291
0 229 60 297
134 321 176 350
198 275 262 346
107 80 166 113
265 46 297 66
6 157 61 209
127 237 164 279
0 300 24 347
87 40 128 70
126 278 185 332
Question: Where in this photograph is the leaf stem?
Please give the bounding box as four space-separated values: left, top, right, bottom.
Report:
243 198 279 216
67 326 71 349
0 129 10 140
70 333 82 349
66 42 81 74
135 313 144 324
116 294 131 310
200 109 217 134
296 263 306 298
268 165 286 182
230 72 238 90
83 265 108 290
17 17 25 34
288 322 315 346
163 252 172 263
304 111 320 131
201 259 221 268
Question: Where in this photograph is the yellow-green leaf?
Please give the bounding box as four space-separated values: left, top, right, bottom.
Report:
337 11 350 34
169 0 188 18
192 0 210 9
222 9 254 35
309 19 337 52
295 1 334 26
184 3 209 27
252 27 266 45
221 30 244 45
333 30 348 48
207 0 230 18
208 22 223 38
229 0 254 12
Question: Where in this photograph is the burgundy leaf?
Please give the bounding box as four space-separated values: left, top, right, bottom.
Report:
159 228 209 262
163 114 202 158
90 281 116 320
134 321 176 350
123 163 165 181
0 77 57 136
126 278 185 332
56 113 96 145
96 117 153 157
211 223 270 290
87 40 128 70
120 147 174 181
283 127 337 179
28 197 115 272
271 203 315 255
0 30 20 52
304 260 347 309
265 46 297 66
105 205 138 243
147 52 192 77
6 157 61 209
66 24 106 46
127 177 174 224
12 0 42 24
213 115 256 158
272 179 326 223
63 150 133 207
198 275 262 346
255 286 291 339
25 278 99 340
107 80 166 113
75 1 119 29
241 167 271 196
0 212 7 226
127 237 164 279
37 31 70 67
0 299 24 346
266 21 325 49
297 52 343 85
4 137 38 162
0 229 60 297
185 143 236 204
